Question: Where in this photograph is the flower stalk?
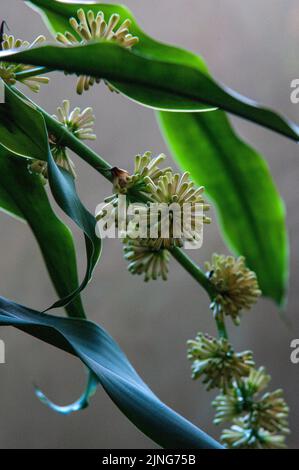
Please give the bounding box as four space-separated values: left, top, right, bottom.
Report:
188 255 289 449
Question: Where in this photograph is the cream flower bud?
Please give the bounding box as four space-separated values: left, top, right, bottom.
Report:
251 389 290 434
206 254 262 325
53 100 96 141
213 389 245 425
148 170 211 248
221 419 288 449
221 419 256 448
187 333 254 392
56 9 139 94
246 366 271 395
123 238 170 282
257 429 288 449
0 34 49 92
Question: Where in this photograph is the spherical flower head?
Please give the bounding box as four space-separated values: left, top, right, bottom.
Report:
56 8 139 94
221 419 287 449
0 34 49 92
146 170 211 249
251 389 290 434
123 237 170 282
206 254 262 325
187 333 254 392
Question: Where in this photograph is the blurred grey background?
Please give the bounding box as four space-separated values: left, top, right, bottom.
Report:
0 0 299 449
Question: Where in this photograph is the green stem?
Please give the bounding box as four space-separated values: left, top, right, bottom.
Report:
214 310 228 340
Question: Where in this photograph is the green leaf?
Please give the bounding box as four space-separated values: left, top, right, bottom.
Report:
0 178 23 220
0 295 222 449
0 79 49 159
0 85 101 310
158 111 288 304
46 146 101 310
0 148 86 318
8 1 294 140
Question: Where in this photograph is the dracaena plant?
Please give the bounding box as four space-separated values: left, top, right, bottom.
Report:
0 0 295 449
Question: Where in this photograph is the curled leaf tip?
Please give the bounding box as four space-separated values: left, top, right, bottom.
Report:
34 370 98 415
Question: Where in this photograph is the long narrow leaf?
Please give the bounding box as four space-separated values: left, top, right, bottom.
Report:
0 295 222 449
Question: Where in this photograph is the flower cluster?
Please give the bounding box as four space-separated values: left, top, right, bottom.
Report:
148 170 211 249
56 8 139 94
187 333 254 392
206 254 262 325
213 367 290 448
97 153 211 280
188 265 289 451
0 34 49 92
29 100 96 181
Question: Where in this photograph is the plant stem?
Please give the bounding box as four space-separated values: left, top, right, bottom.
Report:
214 311 228 340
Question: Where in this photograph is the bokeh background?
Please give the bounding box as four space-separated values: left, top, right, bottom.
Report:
1 0 299 449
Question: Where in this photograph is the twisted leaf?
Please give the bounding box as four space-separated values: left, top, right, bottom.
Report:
0 295 222 449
